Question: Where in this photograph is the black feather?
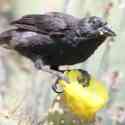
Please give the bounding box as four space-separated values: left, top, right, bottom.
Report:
0 12 116 71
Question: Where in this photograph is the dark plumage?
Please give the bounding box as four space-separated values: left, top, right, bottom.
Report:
0 12 116 71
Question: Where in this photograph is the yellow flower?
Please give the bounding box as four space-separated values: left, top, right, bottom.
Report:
58 70 109 120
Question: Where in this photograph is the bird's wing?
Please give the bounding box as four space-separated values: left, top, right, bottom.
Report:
12 31 63 62
11 13 71 37
10 31 53 48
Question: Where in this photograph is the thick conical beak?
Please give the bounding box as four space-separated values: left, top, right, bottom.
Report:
100 25 116 36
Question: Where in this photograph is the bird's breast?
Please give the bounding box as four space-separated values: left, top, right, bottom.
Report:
46 39 99 66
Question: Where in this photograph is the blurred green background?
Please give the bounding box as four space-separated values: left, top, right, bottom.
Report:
0 0 125 125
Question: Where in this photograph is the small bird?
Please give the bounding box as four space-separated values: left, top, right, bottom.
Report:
0 12 116 78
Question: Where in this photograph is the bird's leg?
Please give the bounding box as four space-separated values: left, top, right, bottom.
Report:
41 68 67 93
42 68 66 93
34 59 90 92
42 67 68 81
34 59 67 80
52 76 64 93
34 58 68 93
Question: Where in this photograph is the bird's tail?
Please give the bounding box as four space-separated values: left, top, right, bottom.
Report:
0 30 12 45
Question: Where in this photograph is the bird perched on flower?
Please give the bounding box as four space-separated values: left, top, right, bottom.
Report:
0 12 116 80
55 69 109 120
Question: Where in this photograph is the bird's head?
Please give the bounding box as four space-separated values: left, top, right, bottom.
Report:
78 16 116 39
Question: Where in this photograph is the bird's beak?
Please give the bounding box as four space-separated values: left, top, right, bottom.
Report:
99 25 116 37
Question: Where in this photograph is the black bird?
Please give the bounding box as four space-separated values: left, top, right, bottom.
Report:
0 12 116 77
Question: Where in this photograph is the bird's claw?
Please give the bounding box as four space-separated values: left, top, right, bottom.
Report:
52 76 65 93
52 82 64 93
52 72 69 93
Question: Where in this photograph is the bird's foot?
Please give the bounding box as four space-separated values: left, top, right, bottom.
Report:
45 69 68 93
52 77 64 93
38 67 68 93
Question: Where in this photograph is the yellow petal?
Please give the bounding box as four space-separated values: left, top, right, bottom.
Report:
58 70 109 120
